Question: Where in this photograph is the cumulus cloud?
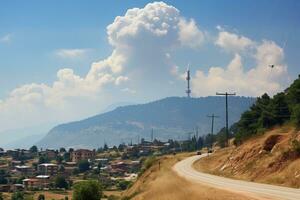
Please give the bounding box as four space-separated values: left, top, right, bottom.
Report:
0 2 205 131
0 2 290 132
192 38 288 96
55 48 91 59
178 18 204 48
215 31 254 52
115 76 129 85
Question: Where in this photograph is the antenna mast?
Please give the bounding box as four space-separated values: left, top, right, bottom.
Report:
186 65 191 98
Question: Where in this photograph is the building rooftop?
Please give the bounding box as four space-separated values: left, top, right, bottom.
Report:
39 163 57 167
36 175 50 179
16 165 31 169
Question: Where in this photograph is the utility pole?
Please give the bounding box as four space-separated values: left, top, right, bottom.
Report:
216 92 236 146
195 126 199 150
207 114 219 150
151 128 154 142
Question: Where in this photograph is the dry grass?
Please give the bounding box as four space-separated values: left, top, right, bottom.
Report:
123 152 258 200
194 126 300 188
34 191 72 199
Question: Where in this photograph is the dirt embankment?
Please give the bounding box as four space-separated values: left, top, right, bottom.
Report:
123 153 258 200
194 126 300 188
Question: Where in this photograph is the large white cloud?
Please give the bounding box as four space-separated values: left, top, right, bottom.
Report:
0 2 291 133
178 18 204 48
192 34 288 96
0 1 205 131
215 31 254 52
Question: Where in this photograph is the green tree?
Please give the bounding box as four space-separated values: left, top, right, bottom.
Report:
78 160 90 173
117 180 132 190
56 155 64 164
63 152 71 162
271 92 290 124
29 145 38 153
0 170 8 184
103 143 108 151
11 192 24 200
72 180 102 200
55 176 68 189
68 148 74 153
291 104 300 126
38 156 49 164
0 192 3 200
37 194 45 200
286 75 300 105
216 127 227 148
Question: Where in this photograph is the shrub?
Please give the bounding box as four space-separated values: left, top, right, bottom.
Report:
55 176 69 189
107 195 119 200
139 156 157 175
72 180 102 200
291 139 300 154
11 192 24 200
117 180 132 190
292 105 300 127
37 194 45 200
78 160 90 173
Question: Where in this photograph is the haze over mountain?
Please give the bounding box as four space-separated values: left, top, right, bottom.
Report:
0 124 54 149
37 96 255 149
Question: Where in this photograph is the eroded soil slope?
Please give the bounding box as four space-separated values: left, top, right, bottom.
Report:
194 126 300 188
124 153 258 200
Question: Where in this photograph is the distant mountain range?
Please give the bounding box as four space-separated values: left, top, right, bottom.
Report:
0 124 53 149
37 96 255 149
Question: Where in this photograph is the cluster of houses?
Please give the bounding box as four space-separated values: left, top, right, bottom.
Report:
0 148 96 192
0 138 173 193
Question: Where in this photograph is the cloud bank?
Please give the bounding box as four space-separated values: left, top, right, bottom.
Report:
0 2 289 132
0 2 205 131
192 31 288 96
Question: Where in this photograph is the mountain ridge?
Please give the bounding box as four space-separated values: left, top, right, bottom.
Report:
37 96 255 149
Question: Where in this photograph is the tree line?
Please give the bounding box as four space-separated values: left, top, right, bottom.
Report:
233 75 300 144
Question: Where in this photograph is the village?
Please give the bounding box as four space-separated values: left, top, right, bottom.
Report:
0 137 202 199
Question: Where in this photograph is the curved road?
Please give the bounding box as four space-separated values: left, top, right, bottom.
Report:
173 154 300 200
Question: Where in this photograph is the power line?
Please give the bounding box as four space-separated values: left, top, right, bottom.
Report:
216 92 236 147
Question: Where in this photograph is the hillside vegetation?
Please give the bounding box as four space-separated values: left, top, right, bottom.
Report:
234 75 300 144
37 96 254 148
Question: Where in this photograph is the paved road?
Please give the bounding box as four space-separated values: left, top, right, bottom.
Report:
173 154 300 200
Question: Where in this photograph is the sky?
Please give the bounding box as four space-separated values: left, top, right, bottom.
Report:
0 0 300 133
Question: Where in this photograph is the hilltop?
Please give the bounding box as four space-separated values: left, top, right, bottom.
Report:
37 96 254 149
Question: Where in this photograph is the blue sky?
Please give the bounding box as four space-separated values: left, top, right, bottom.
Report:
0 0 299 132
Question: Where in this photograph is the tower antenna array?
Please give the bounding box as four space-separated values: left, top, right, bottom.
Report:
186 65 191 98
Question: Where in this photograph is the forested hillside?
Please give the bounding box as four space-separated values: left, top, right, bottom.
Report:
233 75 300 144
